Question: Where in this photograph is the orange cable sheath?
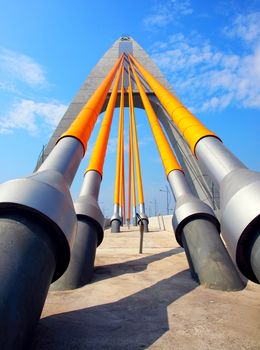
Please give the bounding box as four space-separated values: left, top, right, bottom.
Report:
129 60 183 176
128 67 145 205
86 61 124 176
121 67 126 222
130 116 137 210
128 69 137 210
129 93 136 208
122 142 126 223
119 77 125 210
58 54 123 153
114 69 125 205
129 54 220 155
127 110 132 222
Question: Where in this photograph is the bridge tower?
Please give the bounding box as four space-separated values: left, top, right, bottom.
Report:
0 36 259 349
37 36 218 212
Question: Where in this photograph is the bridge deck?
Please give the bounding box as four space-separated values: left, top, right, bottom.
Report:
33 227 260 349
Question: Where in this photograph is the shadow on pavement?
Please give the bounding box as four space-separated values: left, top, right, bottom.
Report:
93 247 185 283
33 268 197 349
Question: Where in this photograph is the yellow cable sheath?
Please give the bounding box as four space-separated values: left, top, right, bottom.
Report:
86 61 124 176
119 81 125 209
122 141 126 223
128 67 145 205
114 70 125 205
129 60 183 176
130 122 137 209
58 54 123 153
127 111 132 221
120 69 126 222
129 54 220 155
128 79 137 210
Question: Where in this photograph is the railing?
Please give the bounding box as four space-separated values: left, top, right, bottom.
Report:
33 144 46 172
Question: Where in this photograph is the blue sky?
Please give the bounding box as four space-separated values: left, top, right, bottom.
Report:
0 0 259 217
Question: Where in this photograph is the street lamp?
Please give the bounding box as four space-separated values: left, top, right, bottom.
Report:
160 186 170 215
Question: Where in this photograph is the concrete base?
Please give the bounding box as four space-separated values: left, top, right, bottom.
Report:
111 219 120 233
33 227 260 350
51 218 99 290
0 210 56 349
182 219 245 291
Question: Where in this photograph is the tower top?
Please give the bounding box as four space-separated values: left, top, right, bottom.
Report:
120 35 131 41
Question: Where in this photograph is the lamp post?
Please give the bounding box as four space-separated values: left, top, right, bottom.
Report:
160 186 170 215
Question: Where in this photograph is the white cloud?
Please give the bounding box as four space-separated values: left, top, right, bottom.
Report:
200 94 233 112
107 136 120 154
0 48 67 136
149 13 260 111
104 134 152 156
137 135 153 147
0 48 46 87
0 99 67 135
0 81 19 94
144 0 193 28
224 12 260 43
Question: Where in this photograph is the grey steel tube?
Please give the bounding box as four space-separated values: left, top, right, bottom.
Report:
133 216 137 226
0 137 83 347
195 137 246 184
169 170 245 291
52 170 104 290
111 203 121 233
139 203 149 232
132 206 137 226
111 219 121 233
37 137 84 186
119 206 123 226
196 137 260 283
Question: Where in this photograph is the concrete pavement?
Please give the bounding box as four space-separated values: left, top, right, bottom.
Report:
33 226 260 349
